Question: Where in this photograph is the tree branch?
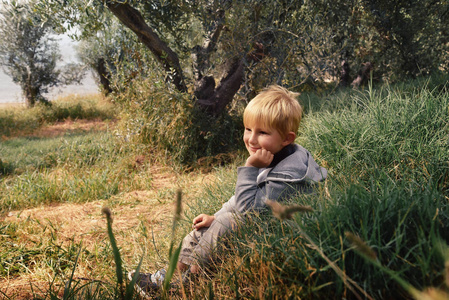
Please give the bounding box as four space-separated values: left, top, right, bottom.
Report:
191 9 225 81
105 1 187 92
191 8 246 116
196 57 244 115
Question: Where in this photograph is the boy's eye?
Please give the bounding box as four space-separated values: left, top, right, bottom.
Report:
245 128 252 132
260 131 268 135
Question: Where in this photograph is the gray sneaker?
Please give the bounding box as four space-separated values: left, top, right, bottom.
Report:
171 268 192 288
151 269 166 285
128 268 192 297
128 270 163 299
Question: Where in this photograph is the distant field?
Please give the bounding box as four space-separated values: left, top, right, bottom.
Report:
0 102 25 108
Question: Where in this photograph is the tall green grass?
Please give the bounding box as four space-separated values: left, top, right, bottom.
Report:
301 80 449 189
207 179 447 299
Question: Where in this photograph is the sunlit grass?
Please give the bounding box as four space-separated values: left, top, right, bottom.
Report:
181 78 449 299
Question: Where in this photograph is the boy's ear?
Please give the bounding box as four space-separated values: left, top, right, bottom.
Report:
282 131 296 146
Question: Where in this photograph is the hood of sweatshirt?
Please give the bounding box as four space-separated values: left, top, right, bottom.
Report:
256 144 327 185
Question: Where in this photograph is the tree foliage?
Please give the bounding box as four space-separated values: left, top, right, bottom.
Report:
75 17 140 95
36 0 449 95
309 0 449 81
37 1 330 112
0 0 85 107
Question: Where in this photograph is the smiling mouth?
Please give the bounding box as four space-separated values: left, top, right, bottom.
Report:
248 146 260 152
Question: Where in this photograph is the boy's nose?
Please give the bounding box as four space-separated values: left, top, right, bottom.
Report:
248 132 257 144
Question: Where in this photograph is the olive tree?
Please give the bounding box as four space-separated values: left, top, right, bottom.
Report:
0 0 85 107
36 0 324 114
37 0 449 106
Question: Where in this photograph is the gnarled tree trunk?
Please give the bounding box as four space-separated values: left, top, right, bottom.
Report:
105 1 246 116
96 57 112 95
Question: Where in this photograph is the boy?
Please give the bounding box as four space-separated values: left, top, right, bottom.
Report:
130 85 327 295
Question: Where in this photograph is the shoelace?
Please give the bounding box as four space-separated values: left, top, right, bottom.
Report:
151 269 166 285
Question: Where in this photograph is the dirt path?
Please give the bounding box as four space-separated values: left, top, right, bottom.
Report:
32 119 114 137
3 167 180 246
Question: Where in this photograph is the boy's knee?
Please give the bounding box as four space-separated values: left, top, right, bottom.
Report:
190 264 200 274
177 261 189 272
213 212 243 231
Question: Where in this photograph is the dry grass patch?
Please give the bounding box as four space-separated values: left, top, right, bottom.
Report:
31 119 115 138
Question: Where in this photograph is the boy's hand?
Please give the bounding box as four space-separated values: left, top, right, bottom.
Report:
192 214 215 230
245 149 274 168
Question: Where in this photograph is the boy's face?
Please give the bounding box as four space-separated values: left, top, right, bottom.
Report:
243 122 291 156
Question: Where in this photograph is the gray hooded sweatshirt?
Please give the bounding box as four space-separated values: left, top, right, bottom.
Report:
214 144 327 217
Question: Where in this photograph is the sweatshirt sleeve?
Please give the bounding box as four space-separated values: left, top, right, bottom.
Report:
233 166 262 213
215 166 297 216
214 166 259 217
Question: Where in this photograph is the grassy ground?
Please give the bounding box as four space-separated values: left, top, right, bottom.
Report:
0 78 448 299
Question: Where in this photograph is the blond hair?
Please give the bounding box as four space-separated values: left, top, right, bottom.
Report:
243 85 302 137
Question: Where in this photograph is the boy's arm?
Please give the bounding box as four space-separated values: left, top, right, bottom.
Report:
213 167 263 216
233 166 301 213
214 149 273 217
215 167 304 216
233 166 261 213
214 196 237 217
221 145 327 215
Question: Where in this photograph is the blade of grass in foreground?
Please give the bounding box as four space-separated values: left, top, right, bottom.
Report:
125 255 144 300
267 200 373 300
102 206 146 300
163 189 183 293
102 207 125 299
63 243 83 300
